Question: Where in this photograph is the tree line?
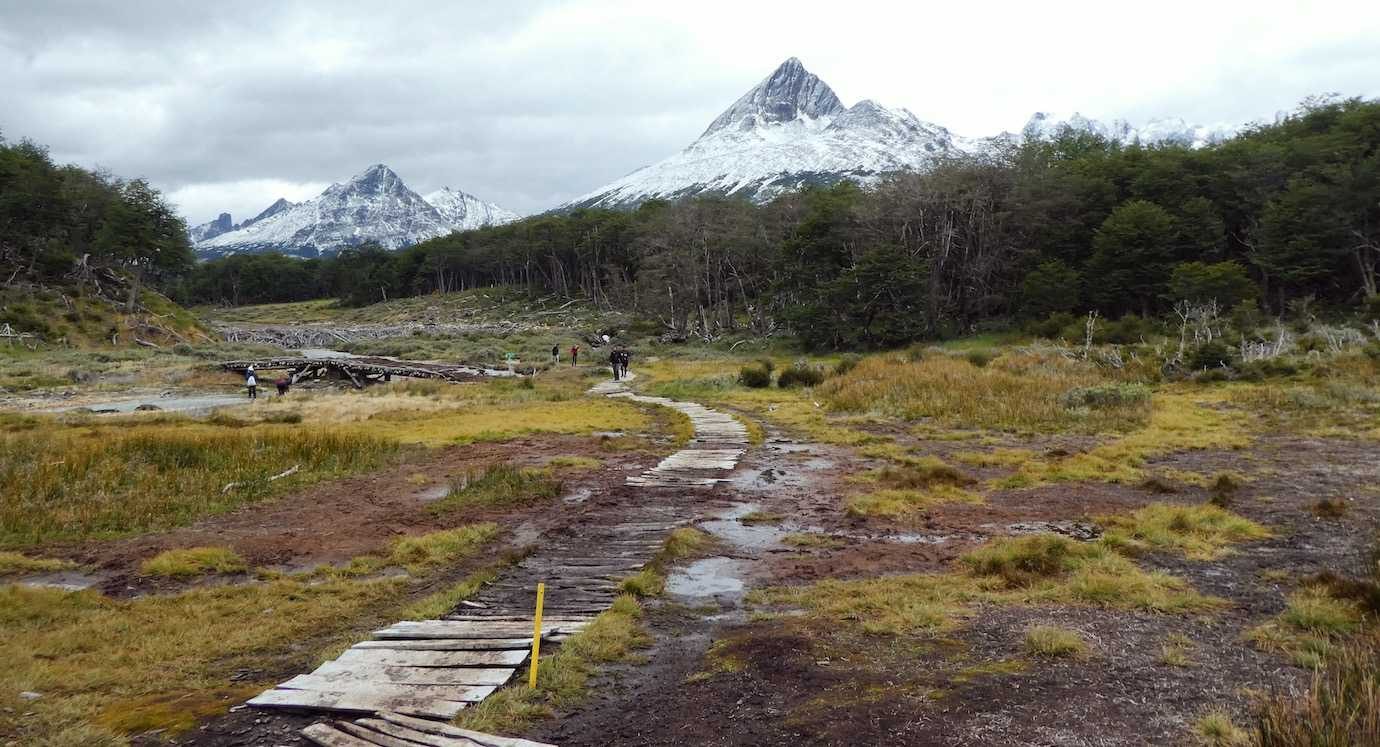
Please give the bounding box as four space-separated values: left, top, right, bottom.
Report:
179 97 1380 349
0 135 192 309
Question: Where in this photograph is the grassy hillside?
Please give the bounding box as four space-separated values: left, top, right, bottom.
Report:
0 283 209 349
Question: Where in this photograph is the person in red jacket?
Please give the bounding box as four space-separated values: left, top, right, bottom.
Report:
570 345 580 366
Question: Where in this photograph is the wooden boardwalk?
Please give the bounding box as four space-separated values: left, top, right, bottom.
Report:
248 372 749 746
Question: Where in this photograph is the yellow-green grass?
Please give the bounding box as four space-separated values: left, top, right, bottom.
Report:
546 455 602 470
782 533 846 549
349 398 652 446
0 421 397 547
1247 589 1364 668
454 594 650 734
140 547 247 578
0 577 406 743
997 390 1252 486
619 528 714 598
1024 625 1089 657
757 534 1219 636
820 354 1151 434
1195 709 1250 746
1100 503 1271 561
0 551 76 576
432 465 563 514
846 485 983 518
739 511 784 525
1160 633 1197 667
387 524 500 573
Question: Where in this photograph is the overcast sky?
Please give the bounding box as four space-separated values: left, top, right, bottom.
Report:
4 0 1379 224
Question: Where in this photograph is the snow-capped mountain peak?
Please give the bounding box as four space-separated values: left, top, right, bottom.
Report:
425 187 521 231
194 165 517 259
703 57 846 135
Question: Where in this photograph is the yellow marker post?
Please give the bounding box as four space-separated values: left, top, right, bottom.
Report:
528 582 545 688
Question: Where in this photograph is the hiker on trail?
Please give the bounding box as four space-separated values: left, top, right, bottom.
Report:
619 349 632 378
551 344 559 365
570 345 579 366
609 348 621 381
245 366 257 400
275 377 289 397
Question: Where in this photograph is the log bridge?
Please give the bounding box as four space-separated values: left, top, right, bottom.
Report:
220 356 514 389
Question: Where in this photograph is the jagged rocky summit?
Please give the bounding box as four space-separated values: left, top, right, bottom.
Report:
193 166 517 259
565 57 1242 211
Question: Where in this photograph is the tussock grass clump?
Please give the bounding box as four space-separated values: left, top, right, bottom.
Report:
1024 625 1089 657
0 551 76 576
963 534 1102 587
547 455 601 470
783 532 845 549
1196 709 1250 746
846 485 983 518
1160 632 1197 667
140 547 246 578
1059 383 1152 410
738 360 773 388
1255 642 1380 746
456 594 650 734
388 524 499 573
433 464 562 514
739 511 784 525
0 425 396 547
1312 498 1348 518
1100 503 1271 560
821 354 1150 434
1248 588 1363 668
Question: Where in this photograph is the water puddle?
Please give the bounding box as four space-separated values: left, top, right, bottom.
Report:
665 557 748 599
46 393 247 415
17 570 104 591
561 487 593 505
418 484 450 503
700 502 789 550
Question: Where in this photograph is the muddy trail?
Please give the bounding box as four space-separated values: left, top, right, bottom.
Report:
175 375 780 746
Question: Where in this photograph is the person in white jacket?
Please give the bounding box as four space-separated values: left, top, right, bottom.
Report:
245 366 258 400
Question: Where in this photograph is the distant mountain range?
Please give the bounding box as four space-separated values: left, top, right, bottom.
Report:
191 166 518 259
191 58 1248 257
564 58 1242 210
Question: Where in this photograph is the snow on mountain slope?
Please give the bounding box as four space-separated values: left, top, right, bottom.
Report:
565 58 960 210
565 57 1244 211
1022 112 1237 148
425 187 519 231
188 213 234 244
195 166 516 258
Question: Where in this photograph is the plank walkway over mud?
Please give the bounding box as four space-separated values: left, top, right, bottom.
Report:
220 356 514 387
248 373 749 746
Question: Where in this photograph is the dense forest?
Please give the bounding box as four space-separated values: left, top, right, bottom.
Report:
0 135 192 309
5 97 1378 350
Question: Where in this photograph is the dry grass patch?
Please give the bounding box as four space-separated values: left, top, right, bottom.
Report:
1024 625 1089 657
0 577 405 743
619 528 713 597
0 551 76 576
1255 641 1380 746
846 485 983 518
140 547 246 578
432 465 562 514
387 524 499 573
0 420 396 547
547 455 602 470
1247 589 1364 668
1100 503 1271 561
1160 633 1197 667
783 533 846 549
1196 709 1250 746
756 534 1218 636
821 354 1150 434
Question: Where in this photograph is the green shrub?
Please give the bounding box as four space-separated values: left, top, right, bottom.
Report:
964 349 996 368
1099 314 1157 344
737 364 772 388
1024 311 1078 340
832 355 862 377
1186 340 1235 371
1060 383 1152 409
777 361 824 388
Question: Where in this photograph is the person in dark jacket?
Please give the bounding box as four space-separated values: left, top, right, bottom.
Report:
609 349 621 380
551 344 560 365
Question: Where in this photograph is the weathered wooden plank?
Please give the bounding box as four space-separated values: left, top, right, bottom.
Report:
336 648 527 668
377 712 559 747
352 719 485 747
280 674 496 703
312 661 514 686
352 637 532 651
374 621 584 640
301 722 382 747
337 721 457 747
248 687 464 720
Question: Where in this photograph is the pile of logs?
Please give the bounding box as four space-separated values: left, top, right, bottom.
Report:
220 356 514 388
